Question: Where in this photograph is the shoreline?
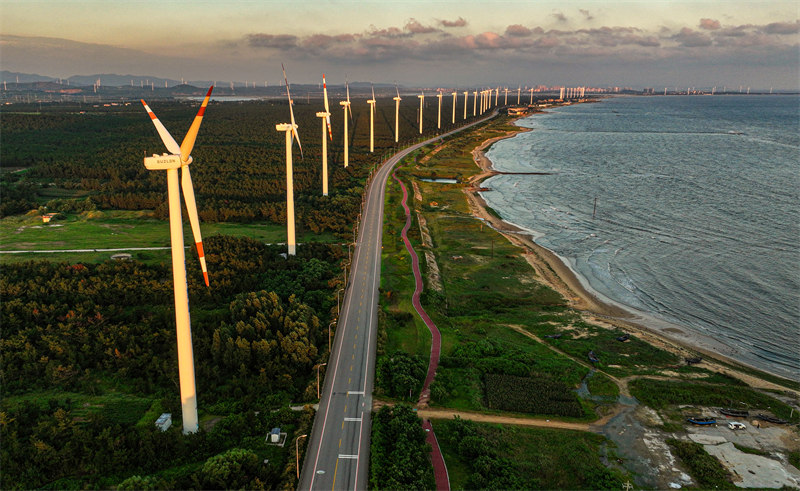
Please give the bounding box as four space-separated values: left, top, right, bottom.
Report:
464 113 797 392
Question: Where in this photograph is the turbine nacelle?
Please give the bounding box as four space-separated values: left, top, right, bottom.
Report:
144 153 182 170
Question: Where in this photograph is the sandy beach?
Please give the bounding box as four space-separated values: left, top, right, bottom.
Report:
464 116 797 394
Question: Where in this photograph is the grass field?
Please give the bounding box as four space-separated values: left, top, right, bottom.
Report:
0 209 340 264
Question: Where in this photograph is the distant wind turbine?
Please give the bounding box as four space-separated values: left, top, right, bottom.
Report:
436 90 443 129
418 91 425 134
529 87 534 104
451 91 457 124
393 85 402 143
140 86 214 434
280 64 302 256
473 89 478 116
463 91 468 120
517 85 521 105
340 79 352 167
317 74 333 196
367 85 376 153
504 87 508 105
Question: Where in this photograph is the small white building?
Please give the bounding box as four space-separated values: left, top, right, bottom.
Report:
155 413 172 432
269 427 281 443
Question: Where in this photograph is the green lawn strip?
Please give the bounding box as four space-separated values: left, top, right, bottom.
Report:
0 209 339 251
587 371 621 398
630 378 800 422
434 417 628 490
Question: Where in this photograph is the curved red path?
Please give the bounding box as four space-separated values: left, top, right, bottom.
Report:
393 171 449 491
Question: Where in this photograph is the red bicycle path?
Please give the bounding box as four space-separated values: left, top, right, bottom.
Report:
392 170 450 491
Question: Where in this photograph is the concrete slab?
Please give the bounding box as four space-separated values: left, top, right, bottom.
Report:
704 442 800 489
688 433 727 445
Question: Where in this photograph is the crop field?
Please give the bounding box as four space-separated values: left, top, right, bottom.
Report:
484 373 585 418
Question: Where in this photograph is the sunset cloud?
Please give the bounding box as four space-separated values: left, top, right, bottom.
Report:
505 24 533 37
699 18 721 30
439 17 467 28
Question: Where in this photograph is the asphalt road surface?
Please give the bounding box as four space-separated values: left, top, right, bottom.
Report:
299 111 497 491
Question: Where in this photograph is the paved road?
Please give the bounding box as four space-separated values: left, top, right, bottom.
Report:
299 111 497 491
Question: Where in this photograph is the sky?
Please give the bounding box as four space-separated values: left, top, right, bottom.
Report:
1 0 798 89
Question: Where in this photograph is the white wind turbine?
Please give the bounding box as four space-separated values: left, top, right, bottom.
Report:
367 85 376 153
141 86 214 434
340 80 352 167
280 64 303 256
463 91 468 120
517 85 521 105
393 85 402 143
473 89 478 116
317 74 333 196
417 91 425 134
529 87 535 104
451 91 457 124
494 87 499 106
504 87 508 105
436 90 443 129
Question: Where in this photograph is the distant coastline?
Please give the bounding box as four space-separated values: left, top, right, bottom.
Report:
464 108 797 390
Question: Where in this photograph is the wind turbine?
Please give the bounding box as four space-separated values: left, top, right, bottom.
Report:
451 91 457 124
393 85 402 143
436 90 443 129
529 87 535 104
494 87 499 106
504 87 508 105
463 91 468 120
473 89 478 116
367 84 376 153
280 64 302 256
517 86 521 105
317 74 333 196
417 91 424 134
140 86 214 434
340 79 352 167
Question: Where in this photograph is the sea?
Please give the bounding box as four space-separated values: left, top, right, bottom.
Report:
481 95 799 381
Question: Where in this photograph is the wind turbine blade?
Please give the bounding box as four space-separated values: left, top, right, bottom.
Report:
346 80 353 121
181 166 209 286
141 100 181 154
371 84 376 101
179 86 213 161
323 74 332 140
283 64 303 158
396 84 400 99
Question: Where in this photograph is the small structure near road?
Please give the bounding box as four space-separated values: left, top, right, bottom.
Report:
266 427 287 447
155 413 172 432
41 213 59 223
111 253 132 261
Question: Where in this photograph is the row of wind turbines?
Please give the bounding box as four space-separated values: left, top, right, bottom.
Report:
140 68 527 434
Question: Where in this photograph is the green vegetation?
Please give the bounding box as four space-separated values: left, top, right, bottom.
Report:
789 450 800 470
369 405 435 490
484 374 584 418
586 372 620 398
437 417 626 490
666 439 735 489
731 443 769 456
629 379 800 422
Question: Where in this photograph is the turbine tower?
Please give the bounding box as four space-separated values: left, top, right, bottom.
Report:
317 74 333 196
436 90 443 129
529 87 534 104
451 91 457 124
494 87 499 106
463 91 468 120
367 85 376 153
504 87 508 105
473 89 478 116
281 64 302 256
340 80 352 167
393 86 402 143
140 86 214 434
417 91 424 134
517 86 521 105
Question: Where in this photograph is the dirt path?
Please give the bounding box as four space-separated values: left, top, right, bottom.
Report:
417 407 591 431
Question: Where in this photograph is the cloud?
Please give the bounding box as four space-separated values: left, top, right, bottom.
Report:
699 18 721 30
404 18 439 34
579 9 594 21
762 21 799 34
505 24 532 37
552 11 568 23
672 27 713 47
247 34 298 48
439 17 467 28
